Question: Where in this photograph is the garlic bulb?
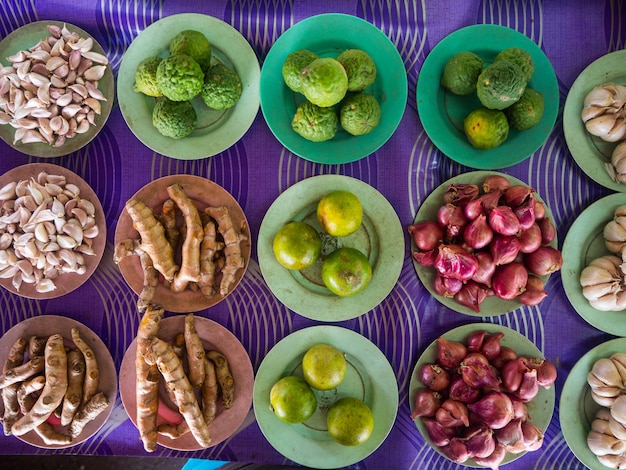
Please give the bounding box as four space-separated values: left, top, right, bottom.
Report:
580 255 626 311
607 142 626 184
613 396 626 427
582 83 626 142
588 356 626 406
597 453 626 469
605 205 626 253
589 408 626 456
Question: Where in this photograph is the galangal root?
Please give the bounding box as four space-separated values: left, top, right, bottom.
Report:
115 183 247 311
0 330 110 444
135 311 236 451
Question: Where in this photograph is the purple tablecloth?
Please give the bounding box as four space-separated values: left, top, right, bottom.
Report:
0 1 617 469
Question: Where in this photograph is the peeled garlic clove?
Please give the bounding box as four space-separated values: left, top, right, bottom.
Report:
588 430 626 456
586 114 620 138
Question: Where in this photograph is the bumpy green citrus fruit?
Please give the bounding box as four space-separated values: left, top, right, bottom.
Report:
494 47 534 83
336 49 377 92
302 344 346 391
133 56 163 97
463 107 509 149
340 93 381 136
317 190 363 237
273 221 322 270
282 50 319 93
504 87 544 130
152 98 197 139
440 51 484 95
291 101 338 142
269 375 317 424
169 30 212 71
201 63 242 110
156 54 204 102
321 247 372 297
476 60 526 110
327 397 374 446
300 58 348 107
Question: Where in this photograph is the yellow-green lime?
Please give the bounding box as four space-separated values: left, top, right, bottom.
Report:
302 344 347 391
463 107 509 149
273 221 322 270
317 190 363 237
269 375 317 424
327 397 374 446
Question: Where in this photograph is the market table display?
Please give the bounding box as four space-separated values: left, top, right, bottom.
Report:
0 1 620 469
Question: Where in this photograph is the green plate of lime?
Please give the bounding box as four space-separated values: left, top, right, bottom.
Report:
260 13 408 164
417 24 558 169
253 325 398 469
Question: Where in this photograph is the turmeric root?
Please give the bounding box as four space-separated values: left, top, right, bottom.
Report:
172 332 185 358
0 355 44 389
1 337 26 435
60 349 85 426
167 184 203 293
184 314 205 389
205 206 247 296
71 328 98 407
159 199 180 252
114 238 159 312
17 391 71 446
68 391 109 439
198 219 224 298
202 358 218 425
28 336 47 358
11 334 68 436
149 338 211 448
135 304 164 452
207 350 235 409
125 198 178 283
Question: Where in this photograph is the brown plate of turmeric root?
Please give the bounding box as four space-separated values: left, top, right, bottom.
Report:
119 310 254 451
114 174 251 313
0 315 116 448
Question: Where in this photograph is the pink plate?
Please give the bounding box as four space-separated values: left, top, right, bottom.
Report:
0 163 106 299
118 315 254 451
114 174 251 313
0 315 117 448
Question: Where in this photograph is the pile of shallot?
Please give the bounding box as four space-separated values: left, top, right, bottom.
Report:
409 175 562 312
411 330 557 468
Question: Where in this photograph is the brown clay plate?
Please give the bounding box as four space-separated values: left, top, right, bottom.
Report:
0 163 107 299
0 315 117 448
118 315 254 451
114 174 251 313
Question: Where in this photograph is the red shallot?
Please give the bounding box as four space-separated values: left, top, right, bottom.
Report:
433 274 463 297
436 399 470 427
501 357 530 393
473 442 507 469
449 374 481 404
515 368 540 403
436 337 468 369
422 417 456 447
513 193 536 230
420 363 451 392
408 221 443 252
433 244 478 280
489 234 520 266
504 185 534 207
481 332 505 361
460 352 500 388
440 437 472 463
483 175 511 193
411 389 442 419
492 262 528 300
463 214 494 249
488 205 521 236
538 216 556 244
443 183 479 206
524 245 563 276
518 275 548 306
454 281 490 312
467 330 486 352
517 223 542 254
464 424 497 459
467 391 514 429
472 251 496 287
527 357 557 388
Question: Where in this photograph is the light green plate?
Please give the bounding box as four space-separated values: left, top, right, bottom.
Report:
561 193 626 336
117 13 260 160
412 171 557 316
409 323 555 467
260 13 407 164
560 337 626 470
563 50 626 192
257 175 404 321
417 24 558 169
253 325 398 469
0 21 114 157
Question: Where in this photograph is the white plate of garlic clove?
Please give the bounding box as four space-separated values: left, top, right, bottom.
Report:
560 337 626 470
0 163 106 299
562 193 626 336
564 50 626 192
0 21 114 157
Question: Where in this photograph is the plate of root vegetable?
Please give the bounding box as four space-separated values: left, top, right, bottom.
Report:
114 174 251 313
410 171 562 316
119 309 254 451
0 315 117 448
0 21 114 157
409 323 556 468
0 163 106 299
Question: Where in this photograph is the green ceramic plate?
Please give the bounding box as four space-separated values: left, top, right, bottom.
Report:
253 325 398 469
0 21 114 157
409 323 555 467
561 193 626 336
411 171 557 316
260 13 407 164
117 13 260 160
560 337 626 469
417 24 558 169
257 175 404 321
563 50 626 192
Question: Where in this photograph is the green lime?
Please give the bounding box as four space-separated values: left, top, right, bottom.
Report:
327 397 374 446
302 344 346 391
321 247 372 297
317 190 363 237
440 51 484 95
463 107 509 149
269 376 317 424
504 88 544 130
273 221 322 270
